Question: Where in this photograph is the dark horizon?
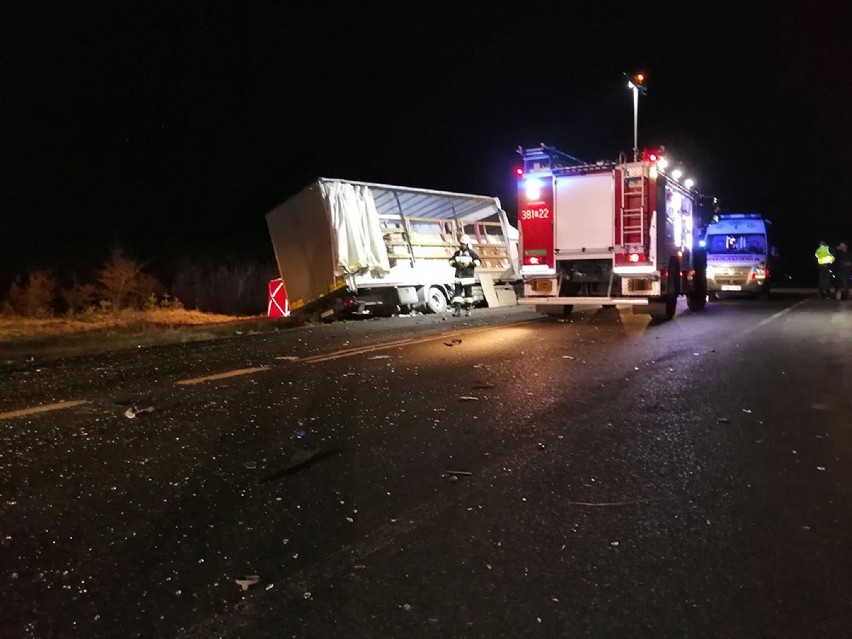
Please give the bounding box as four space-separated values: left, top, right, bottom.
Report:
2 1 850 285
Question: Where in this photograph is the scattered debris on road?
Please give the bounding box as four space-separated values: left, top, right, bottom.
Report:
235 575 260 591
124 406 154 419
459 396 479 401
367 355 391 360
716 417 730 424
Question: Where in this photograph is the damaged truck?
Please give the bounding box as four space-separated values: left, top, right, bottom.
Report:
266 178 520 321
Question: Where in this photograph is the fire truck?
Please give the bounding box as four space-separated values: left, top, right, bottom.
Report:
515 144 707 321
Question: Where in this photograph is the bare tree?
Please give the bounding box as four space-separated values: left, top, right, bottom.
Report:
96 247 147 313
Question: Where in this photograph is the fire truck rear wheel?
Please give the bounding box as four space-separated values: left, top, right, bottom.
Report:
687 293 707 311
651 261 679 321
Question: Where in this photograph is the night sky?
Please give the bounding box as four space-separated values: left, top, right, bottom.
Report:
2 1 850 282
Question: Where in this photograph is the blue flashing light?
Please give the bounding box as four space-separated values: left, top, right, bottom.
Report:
698 239 707 248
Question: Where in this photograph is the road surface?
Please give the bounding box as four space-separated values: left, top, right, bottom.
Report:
1 293 851 638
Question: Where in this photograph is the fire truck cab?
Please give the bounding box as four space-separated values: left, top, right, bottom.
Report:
516 145 707 321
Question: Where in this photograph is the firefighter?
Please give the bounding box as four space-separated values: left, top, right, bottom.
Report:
449 235 481 316
815 240 835 299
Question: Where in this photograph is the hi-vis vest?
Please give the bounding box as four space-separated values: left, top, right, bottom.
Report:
815 245 835 265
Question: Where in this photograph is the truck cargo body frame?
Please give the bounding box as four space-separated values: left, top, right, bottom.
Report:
266 178 519 319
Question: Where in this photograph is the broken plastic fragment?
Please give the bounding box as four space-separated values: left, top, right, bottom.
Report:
124 406 154 419
235 575 260 591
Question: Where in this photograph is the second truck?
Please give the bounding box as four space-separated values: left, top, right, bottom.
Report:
515 145 707 321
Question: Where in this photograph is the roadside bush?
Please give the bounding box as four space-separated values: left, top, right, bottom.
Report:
60 279 100 315
96 247 165 313
4 270 57 317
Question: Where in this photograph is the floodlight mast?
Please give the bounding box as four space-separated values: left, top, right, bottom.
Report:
625 72 648 161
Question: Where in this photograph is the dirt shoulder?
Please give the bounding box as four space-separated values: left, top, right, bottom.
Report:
0 310 298 363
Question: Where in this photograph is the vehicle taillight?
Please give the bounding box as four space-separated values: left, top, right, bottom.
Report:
628 253 644 263
528 256 541 265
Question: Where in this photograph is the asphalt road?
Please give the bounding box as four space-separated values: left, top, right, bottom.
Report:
1 293 851 638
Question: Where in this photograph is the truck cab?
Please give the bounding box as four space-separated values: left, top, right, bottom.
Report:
701 213 772 299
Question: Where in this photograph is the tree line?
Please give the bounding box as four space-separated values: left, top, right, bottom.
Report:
1 247 279 318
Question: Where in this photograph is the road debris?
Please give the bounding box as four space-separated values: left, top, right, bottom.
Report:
235 575 260 591
561 355 575 360
716 417 730 424
459 396 479 401
445 470 473 477
367 355 391 360
443 338 463 347
124 406 154 419
742 408 752 414
471 383 495 390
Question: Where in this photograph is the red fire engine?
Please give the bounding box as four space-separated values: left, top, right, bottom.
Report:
516 144 707 321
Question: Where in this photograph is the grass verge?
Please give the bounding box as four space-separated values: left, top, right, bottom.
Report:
0 309 297 363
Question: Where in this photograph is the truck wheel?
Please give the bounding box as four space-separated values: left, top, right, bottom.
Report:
651 260 679 321
687 293 707 311
424 286 448 314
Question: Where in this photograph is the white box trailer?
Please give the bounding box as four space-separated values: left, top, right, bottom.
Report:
266 178 520 319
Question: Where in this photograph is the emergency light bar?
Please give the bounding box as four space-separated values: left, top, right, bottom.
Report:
718 213 762 220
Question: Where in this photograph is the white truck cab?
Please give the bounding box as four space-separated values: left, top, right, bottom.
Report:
701 213 773 299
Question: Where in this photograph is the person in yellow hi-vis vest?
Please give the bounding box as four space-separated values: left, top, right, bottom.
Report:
815 240 835 299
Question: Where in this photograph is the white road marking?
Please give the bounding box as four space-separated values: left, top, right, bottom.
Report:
0 400 90 421
176 366 270 386
741 297 810 335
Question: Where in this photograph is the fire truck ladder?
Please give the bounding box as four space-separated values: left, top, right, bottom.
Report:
619 170 646 249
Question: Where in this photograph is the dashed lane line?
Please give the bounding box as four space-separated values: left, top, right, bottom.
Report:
175 366 271 386
0 400 90 421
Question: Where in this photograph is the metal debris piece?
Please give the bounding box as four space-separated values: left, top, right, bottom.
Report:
742 408 752 413
235 575 260 591
367 355 391 360
561 355 575 360
459 396 479 401
446 470 473 477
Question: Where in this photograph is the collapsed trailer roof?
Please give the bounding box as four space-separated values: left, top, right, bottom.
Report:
317 177 503 222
